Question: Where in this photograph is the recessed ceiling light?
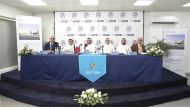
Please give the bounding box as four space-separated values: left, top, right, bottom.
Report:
80 0 98 6
134 0 155 6
21 0 47 6
183 3 190 7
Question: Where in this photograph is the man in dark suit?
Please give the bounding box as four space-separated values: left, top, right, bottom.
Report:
131 37 146 53
43 35 59 52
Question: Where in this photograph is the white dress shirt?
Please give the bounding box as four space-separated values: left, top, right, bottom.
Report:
103 44 115 54
116 44 131 55
49 42 53 50
85 44 96 53
138 44 143 53
63 44 75 53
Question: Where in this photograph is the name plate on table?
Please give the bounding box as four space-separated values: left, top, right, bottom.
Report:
79 54 106 82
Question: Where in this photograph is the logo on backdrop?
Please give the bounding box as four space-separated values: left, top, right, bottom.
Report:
72 12 77 18
126 26 132 32
60 40 66 49
108 12 113 18
120 12 126 18
84 12 89 18
96 12 101 18
78 26 83 32
102 26 107 32
132 11 138 18
66 26 71 32
60 13 65 19
61 40 66 44
114 26 119 32
96 40 102 46
90 26 95 32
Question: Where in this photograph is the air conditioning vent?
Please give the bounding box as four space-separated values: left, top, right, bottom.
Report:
151 16 179 24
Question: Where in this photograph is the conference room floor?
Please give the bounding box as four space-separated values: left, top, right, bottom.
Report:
0 74 190 107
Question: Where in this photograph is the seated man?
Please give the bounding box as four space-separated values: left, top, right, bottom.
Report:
116 38 131 55
131 37 146 53
84 38 96 53
63 39 75 53
43 35 59 52
95 40 102 54
103 38 115 54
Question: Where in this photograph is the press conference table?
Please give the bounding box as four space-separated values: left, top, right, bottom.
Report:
20 54 162 83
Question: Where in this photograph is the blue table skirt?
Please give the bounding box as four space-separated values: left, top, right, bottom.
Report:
21 54 162 83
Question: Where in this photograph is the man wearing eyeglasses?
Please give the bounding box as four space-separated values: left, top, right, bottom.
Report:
43 35 59 52
131 37 146 53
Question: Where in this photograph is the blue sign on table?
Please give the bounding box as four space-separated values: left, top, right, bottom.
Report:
79 54 106 82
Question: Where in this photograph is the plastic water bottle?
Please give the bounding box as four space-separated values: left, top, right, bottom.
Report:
55 47 58 54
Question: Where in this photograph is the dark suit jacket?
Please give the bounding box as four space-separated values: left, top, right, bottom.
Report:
131 44 146 53
43 42 59 51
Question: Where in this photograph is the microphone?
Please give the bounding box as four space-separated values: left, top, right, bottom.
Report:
79 44 83 47
84 43 88 50
101 45 104 54
101 45 104 48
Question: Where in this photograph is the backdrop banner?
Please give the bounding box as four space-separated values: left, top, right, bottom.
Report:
16 15 43 70
79 54 106 82
55 11 143 51
163 28 187 77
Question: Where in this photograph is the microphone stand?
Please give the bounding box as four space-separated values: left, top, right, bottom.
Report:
84 44 88 51
73 44 76 54
101 45 104 54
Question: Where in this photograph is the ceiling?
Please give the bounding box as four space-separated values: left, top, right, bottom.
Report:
0 0 190 14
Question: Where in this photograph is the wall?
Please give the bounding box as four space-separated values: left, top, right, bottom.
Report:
0 20 17 69
0 2 31 74
34 13 54 42
0 2 31 19
144 12 190 74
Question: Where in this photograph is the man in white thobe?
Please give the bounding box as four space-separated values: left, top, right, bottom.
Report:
116 38 131 55
84 38 96 53
103 38 115 54
63 39 75 53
